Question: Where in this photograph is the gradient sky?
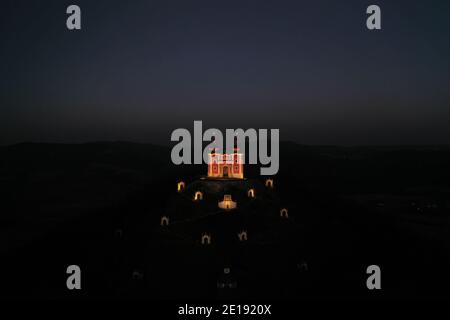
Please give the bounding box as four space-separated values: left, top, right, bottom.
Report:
1 0 449 145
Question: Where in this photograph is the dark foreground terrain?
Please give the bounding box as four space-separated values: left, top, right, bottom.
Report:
0 142 449 299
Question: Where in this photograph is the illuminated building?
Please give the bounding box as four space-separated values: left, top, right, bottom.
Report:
207 137 243 179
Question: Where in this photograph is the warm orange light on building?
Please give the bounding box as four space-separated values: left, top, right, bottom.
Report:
218 194 237 210
208 153 244 179
177 181 185 192
207 137 244 179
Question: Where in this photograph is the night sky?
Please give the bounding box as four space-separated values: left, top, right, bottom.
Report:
1 0 449 145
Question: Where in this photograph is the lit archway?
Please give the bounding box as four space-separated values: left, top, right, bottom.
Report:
238 231 248 241
265 178 274 188
201 234 211 245
247 189 255 198
218 194 237 210
280 208 289 218
177 181 185 192
194 191 203 201
161 216 169 226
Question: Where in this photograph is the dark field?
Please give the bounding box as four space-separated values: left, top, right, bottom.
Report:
1 142 449 299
